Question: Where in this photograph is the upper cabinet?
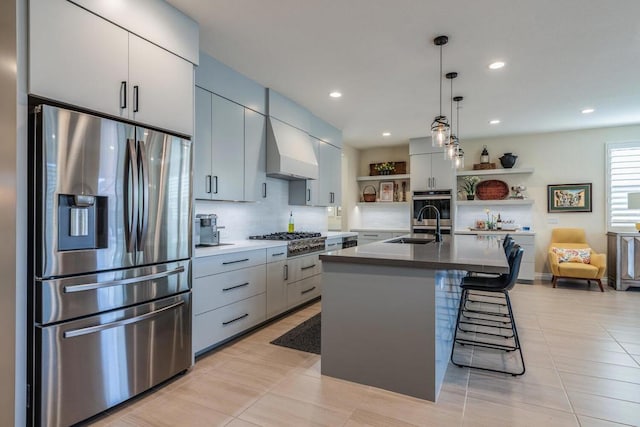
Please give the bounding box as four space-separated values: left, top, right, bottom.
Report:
195 87 267 202
29 0 195 136
409 137 455 191
310 113 343 148
318 139 342 206
267 90 311 132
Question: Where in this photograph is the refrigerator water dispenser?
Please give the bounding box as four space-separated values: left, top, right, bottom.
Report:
58 194 108 251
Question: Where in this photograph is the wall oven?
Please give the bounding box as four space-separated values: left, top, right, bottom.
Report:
411 190 453 234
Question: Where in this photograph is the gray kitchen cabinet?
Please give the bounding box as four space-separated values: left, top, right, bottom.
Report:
266 260 288 318
410 153 454 191
244 109 267 201
318 140 342 206
128 34 193 136
194 87 213 200
29 0 194 136
267 89 311 132
289 136 320 206
195 87 267 202
290 136 342 207
29 0 128 120
194 89 244 201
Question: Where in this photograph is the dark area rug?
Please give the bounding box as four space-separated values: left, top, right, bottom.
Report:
270 313 321 354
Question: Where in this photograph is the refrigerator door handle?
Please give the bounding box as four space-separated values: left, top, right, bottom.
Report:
63 265 186 294
137 140 150 248
125 138 139 252
63 300 185 338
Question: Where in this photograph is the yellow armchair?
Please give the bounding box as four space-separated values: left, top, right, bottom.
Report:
548 228 606 292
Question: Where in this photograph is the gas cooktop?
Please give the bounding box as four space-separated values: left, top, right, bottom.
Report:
249 232 322 240
249 232 326 256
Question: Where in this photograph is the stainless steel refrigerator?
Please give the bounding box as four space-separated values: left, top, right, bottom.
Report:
29 104 193 427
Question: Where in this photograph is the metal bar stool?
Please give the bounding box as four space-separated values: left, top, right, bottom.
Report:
450 246 525 376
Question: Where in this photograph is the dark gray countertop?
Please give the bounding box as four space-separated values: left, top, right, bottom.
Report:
320 233 509 274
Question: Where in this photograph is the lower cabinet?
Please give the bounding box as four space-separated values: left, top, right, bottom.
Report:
193 293 266 354
194 246 324 355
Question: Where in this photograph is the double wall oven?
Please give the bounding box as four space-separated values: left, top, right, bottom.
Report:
411 190 453 234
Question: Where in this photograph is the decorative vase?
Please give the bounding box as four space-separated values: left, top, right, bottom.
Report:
466 194 475 200
499 153 518 168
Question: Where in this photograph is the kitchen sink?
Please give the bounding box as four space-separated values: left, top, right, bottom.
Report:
386 238 436 244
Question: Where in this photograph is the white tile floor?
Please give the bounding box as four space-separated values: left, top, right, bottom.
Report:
89 280 640 426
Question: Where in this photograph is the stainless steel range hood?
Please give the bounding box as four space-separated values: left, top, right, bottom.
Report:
267 117 318 180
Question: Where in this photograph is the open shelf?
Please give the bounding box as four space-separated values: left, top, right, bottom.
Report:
356 201 410 206
456 168 534 176
456 199 534 206
357 174 410 181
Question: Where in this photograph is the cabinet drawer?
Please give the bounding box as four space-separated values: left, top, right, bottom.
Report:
194 249 266 278
358 232 392 242
287 275 321 308
193 293 266 354
325 238 342 252
193 264 266 315
288 254 321 282
266 245 288 263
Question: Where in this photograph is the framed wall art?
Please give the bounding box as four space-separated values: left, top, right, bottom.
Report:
379 181 394 202
547 183 592 213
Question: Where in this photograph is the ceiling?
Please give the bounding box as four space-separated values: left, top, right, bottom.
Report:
168 0 640 149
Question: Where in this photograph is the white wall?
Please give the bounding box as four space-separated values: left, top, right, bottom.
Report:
461 124 640 275
195 177 328 240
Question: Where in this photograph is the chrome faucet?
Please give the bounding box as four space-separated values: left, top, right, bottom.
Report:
416 204 442 242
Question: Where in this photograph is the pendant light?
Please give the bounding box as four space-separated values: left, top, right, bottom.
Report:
444 72 459 160
452 96 464 169
431 35 450 148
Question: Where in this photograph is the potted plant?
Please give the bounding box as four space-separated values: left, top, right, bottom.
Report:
374 162 395 175
460 176 481 200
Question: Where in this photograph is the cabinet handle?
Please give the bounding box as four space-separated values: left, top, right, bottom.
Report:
205 175 212 193
301 264 316 271
363 234 378 237
301 286 316 295
222 313 249 326
222 282 249 292
213 176 218 194
307 188 311 202
327 243 337 247
284 264 288 280
433 177 436 188
222 258 249 265
272 252 285 257
262 182 267 198
120 81 127 109
133 85 139 112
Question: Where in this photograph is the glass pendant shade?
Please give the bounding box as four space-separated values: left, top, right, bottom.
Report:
431 116 450 147
452 147 464 169
445 135 458 159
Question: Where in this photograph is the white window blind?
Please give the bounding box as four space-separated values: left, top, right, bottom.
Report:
607 142 640 229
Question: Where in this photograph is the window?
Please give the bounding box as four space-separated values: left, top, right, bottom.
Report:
606 142 640 230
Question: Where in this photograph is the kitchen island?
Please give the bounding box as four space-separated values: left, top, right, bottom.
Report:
319 234 508 401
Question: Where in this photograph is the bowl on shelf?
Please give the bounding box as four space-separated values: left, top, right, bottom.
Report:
475 180 509 200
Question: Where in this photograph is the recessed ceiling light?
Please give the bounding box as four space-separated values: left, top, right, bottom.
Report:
489 61 505 70
489 119 501 125
329 91 342 98
382 132 391 137
581 108 595 114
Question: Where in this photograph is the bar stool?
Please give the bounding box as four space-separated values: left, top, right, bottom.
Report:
450 246 525 376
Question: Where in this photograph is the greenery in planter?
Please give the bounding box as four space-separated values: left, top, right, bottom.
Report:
460 175 481 197
374 162 396 175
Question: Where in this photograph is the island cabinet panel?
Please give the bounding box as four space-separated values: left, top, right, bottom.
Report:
30 0 194 136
